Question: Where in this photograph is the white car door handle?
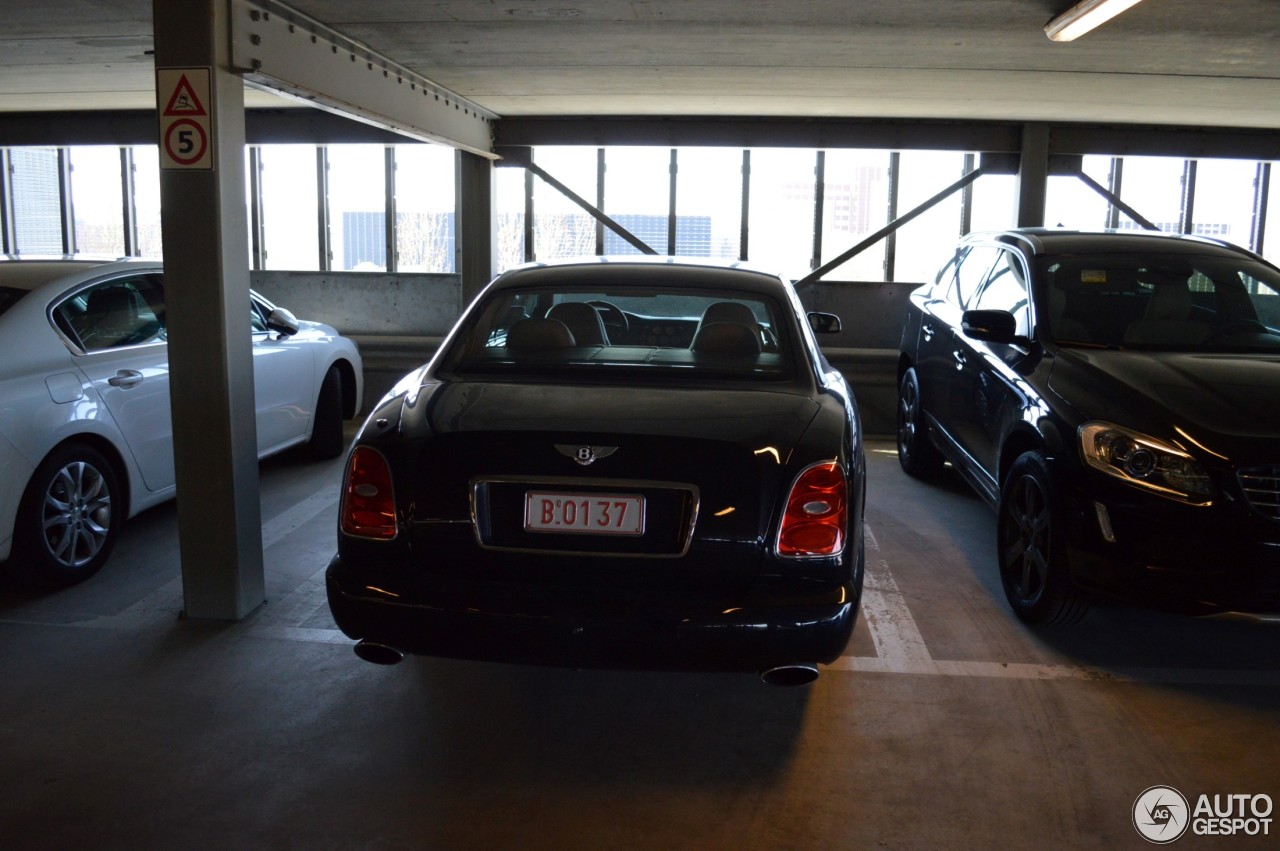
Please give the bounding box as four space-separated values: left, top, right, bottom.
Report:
107 369 144 388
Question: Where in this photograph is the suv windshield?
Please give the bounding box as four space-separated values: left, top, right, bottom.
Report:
1040 253 1280 352
440 284 795 382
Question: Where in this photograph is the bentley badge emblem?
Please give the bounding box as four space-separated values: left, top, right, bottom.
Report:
555 444 618 466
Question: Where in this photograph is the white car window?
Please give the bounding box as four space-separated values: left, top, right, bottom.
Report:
56 275 167 353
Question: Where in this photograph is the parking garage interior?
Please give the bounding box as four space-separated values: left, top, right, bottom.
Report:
3 1 1280 848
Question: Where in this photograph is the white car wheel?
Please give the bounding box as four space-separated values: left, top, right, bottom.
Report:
15 443 121 587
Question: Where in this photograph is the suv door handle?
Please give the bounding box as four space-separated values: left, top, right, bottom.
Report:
953 351 968 370
922 323 935 342
107 369 144 388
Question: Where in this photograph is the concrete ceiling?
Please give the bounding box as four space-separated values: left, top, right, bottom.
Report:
3 0 1280 130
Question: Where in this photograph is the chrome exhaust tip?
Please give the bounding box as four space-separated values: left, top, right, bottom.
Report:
759 663 819 687
353 640 406 666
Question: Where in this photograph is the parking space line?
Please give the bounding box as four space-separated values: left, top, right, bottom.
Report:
858 524 936 671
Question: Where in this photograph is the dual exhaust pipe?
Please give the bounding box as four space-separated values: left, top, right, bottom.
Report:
353 640 819 686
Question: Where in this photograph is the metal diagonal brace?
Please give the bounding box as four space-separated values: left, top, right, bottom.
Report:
498 147 658 256
796 166 987 286
1073 172 1160 232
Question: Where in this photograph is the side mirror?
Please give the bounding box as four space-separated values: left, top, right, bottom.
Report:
807 312 842 334
267 307 299 337
962 309 1023 345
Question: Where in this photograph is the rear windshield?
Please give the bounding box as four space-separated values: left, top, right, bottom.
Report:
439 284 796 382
1041 253 1280 353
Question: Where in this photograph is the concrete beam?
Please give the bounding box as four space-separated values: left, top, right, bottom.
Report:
228 0 498 157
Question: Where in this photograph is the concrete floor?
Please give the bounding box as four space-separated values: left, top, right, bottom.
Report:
2 435 1279 850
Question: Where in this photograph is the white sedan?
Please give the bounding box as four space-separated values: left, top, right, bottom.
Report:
0 258 363 587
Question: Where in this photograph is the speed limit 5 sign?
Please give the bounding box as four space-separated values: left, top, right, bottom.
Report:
157 68 214 170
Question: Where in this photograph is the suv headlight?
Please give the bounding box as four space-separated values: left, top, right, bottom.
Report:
1078 422 1213 505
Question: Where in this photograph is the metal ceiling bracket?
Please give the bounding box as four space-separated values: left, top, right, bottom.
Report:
228 0 499 158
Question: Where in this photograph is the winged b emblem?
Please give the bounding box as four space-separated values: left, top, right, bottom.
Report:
555 444 618 466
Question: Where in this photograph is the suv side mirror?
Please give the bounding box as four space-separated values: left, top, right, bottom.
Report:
267 307 299 337
962 309 1025 345
807 312 842 334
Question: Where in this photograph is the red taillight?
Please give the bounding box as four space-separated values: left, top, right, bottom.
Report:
777 461 847 557
340 446 398 540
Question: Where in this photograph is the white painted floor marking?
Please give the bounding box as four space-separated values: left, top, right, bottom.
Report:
858 523 938 673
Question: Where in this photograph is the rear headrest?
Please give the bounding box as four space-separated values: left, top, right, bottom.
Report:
546 301 608 345
505 317 575 350
690 322 761 356
700 301 758 328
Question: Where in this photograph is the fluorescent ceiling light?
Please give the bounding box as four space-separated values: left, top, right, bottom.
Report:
1045 0 1147 42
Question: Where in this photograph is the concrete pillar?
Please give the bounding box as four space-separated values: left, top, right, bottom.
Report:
153 0 265 619
457 149 495 305
1015 122 1050 228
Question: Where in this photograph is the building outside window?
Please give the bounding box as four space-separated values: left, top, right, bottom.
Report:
260 144 320 271
1115 156 1185 233
531 146 596 262
131 146 163 258
327 144 387 271
602 147 669 255
1191 159 1258 245
745 148 817 280
68 146 125 256
495 165 527 272
395 143 456 273
894 151 966 283
821 149 890 281
674 147 742 263
1045 155 1112 231
10 148 62 254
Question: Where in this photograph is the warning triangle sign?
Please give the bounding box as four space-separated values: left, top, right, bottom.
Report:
163 74 207 117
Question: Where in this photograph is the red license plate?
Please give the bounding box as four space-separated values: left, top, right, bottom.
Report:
524 492 646 536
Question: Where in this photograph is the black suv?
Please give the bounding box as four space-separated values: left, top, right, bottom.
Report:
897 228 1280 623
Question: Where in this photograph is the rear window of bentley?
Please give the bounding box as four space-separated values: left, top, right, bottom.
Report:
442 285 796 382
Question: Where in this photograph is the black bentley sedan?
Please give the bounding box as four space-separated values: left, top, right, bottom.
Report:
898 228 1280 624
327 257 865 685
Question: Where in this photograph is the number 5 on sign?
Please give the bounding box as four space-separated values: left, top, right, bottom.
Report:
157 68 214 170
